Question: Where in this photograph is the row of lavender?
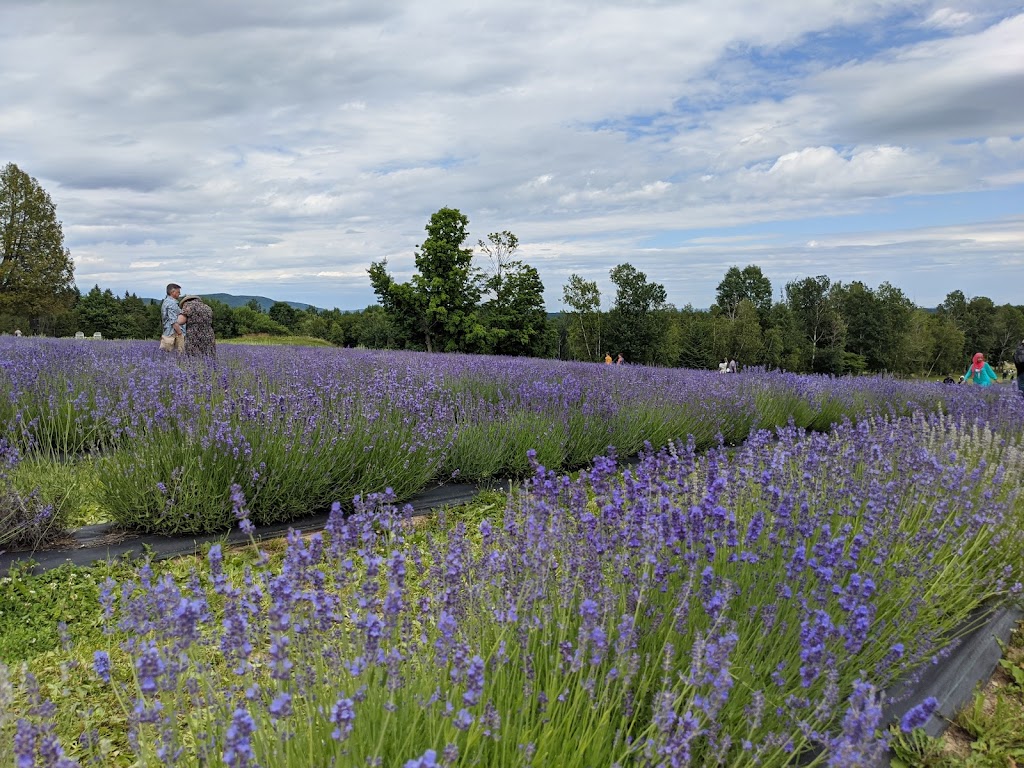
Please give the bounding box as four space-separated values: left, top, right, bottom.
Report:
7 410 1023 766
1 337 1022 537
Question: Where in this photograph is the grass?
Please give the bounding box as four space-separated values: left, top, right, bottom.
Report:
219 334 335 347
890 621 1024 767
0 490 501 766
4 414 1023 766
7 454 106 528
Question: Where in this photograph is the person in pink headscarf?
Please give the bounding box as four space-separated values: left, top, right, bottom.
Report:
963 352 998 387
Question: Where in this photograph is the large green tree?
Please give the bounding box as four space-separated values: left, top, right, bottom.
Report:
368 207 484 353
991 304 1024 365
561 274 603 362
606 263 669 366
728 298 764 365
268 301 299 330
0 163 76 328
833 281 913 372
75 285 121 338
477 232 548 357
715 265 773 320
785 275 846 373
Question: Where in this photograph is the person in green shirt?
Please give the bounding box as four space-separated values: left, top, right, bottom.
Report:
963 352 998 387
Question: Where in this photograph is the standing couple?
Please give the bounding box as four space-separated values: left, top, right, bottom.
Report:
160 283 216 356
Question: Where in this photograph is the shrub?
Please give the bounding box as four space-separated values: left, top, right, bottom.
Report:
0 440 63 549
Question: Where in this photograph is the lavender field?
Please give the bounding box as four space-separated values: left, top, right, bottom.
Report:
2 337 1024 766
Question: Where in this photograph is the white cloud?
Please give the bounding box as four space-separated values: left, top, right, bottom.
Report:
924 7 975 28
0 1 1021 310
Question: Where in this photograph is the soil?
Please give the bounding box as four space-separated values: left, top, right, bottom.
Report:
938 622 1024 762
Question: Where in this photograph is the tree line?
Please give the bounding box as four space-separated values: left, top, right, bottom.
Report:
3 163 1022 376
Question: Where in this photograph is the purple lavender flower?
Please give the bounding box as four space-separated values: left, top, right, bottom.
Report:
404 749 440 768
329 697 356 741
14 719 36 768
827 680 888 766
900 697 939 733
222 708 257 768
268 692 292 721
462 655 485 707
92 651 111 684
453 709 474 731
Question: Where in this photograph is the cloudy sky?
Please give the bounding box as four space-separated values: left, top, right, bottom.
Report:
2 1 1022 311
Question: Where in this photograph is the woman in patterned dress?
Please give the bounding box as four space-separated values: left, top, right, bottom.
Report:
177 296 217 357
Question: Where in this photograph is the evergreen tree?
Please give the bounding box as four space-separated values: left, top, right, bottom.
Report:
75 285 121 338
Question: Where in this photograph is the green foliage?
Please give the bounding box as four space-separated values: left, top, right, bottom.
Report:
268 301 299 330
219 334 334 347
997 655 1024 692
477 232 548 357
785 275 847 374
889 725 949 768
7 454 104 528
369 207 484 353
0 562 106 662
992 304 1024 365
954 690 1024 763
833 280 914 372
71 287 162 339
561 273 603 361
231 305 290 336
0 163 77 328
728 298 764 366
206 297 238 338
354 304 402 349
673 305 727 369
715 264 773 319
841 351 869 375
606 262 669 366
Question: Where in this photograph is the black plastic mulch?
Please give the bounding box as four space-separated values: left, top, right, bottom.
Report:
0 480 507 575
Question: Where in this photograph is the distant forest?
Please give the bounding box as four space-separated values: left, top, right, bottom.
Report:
2 179 1021 377
2 264 1020 379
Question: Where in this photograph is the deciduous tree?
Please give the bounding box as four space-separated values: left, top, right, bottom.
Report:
561 274 602 362
607 263 669 366
715 265 772 320
268 301 299 330
369 207 483 353
477 232 548 357
0 163 76 329
785 275 846 373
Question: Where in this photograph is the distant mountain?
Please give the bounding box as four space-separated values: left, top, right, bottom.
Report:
143 293 319 312
202 293 319 312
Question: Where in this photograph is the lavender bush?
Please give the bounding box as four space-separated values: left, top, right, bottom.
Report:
0 439 62 550
6 410 1021 766
1 337 1021 537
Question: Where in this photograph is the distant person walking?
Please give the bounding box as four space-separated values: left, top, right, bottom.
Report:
1013 339 1024 396
616 353 624 365
177 296 216 357
728 358 738 374
13 328 21 337
604 352 612 364
963 352 998 387
160 283 185 353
